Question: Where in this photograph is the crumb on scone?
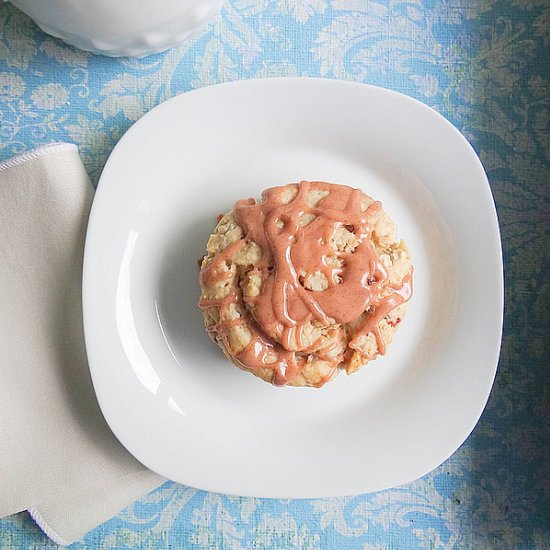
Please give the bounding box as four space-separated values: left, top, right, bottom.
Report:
198 181 412 387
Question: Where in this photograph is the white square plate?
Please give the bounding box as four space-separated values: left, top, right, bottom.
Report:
83 78 503 497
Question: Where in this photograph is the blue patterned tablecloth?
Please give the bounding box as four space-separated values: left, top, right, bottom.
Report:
1 1 549 548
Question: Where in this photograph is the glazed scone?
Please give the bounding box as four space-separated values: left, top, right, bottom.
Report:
198 181 413 387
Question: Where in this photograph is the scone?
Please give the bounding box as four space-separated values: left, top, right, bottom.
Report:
198 181 413 387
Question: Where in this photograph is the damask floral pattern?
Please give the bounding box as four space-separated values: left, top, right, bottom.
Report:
0 0 548 548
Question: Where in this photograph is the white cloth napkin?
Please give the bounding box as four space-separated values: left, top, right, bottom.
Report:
0 143 164 545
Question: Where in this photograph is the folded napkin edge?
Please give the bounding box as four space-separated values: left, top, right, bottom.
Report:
0 143 78 172
28 507 71 546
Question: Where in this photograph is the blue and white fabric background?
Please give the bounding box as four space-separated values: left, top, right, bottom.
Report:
1 1 548 548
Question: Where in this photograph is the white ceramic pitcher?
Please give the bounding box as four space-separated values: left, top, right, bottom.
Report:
8 0 225 57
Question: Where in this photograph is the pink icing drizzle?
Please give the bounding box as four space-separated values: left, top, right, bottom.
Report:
199 181 413 385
